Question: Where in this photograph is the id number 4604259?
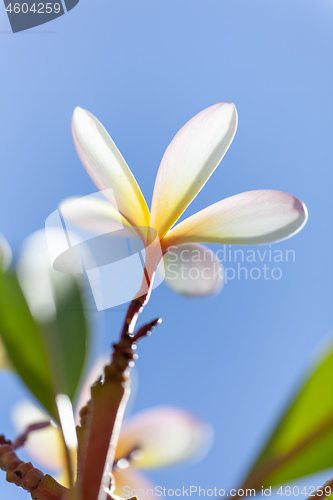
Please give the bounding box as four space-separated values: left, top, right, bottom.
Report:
5 3 61 14
276 485 332 497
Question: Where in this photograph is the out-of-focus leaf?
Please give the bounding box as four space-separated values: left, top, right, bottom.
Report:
241 340 333 490
0 337 12 370
50 278 89 402
18 230 90 415
0 230 89 420
0 236 14 370
0 271 57 416
0 234 12 272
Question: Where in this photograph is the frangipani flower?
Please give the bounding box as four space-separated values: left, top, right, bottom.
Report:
64 103 307 297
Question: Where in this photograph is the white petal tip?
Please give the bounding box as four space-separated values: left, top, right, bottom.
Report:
219 101 238 127
72 106 82 120
72 107 91 127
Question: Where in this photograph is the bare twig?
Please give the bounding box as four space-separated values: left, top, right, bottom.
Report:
12 421 51 450
133 317 162 342
0 435 67 500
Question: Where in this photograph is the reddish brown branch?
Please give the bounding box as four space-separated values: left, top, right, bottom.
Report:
120 295 147 337
133 318 162 342
75 303 162 500
0 435 67 500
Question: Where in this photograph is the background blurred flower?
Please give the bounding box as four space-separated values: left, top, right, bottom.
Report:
11 354 212 498
12 401 213 499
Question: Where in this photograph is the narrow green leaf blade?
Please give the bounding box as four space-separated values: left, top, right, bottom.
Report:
0 230 90 421
0 271 57 417
44 278 89 403
243 341 333 489
16 230 90 415
0 234 12 272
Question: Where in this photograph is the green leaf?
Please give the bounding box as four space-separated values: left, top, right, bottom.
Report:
0 271 57 417
40 278 89 405
241 341 333 490
0 336 13 371
0 230 89 421
0 234 12 272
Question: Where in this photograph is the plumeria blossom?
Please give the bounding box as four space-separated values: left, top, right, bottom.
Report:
62 103 307 297
12 357 213 499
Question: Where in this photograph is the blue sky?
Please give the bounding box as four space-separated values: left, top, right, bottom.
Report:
1 0 333 498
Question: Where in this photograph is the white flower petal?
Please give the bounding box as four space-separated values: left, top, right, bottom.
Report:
12 401 63 470
162 243 223 297
115 406 213 469
163 190 308 247
72 107 150 228
150 103 237 238
59 196 130 235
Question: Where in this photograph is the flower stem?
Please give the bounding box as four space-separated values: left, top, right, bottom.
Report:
75 293 161 500
121 294 150 337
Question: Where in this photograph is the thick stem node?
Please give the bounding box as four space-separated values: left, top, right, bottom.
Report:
0 437 67 500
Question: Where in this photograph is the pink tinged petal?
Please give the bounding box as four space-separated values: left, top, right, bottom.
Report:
162 243 223 297
115 406 214 469
113 470 157 499
150 103 238 238
72 107 150 228
163 190 308 247
12 401 64 470
59 195 154 244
